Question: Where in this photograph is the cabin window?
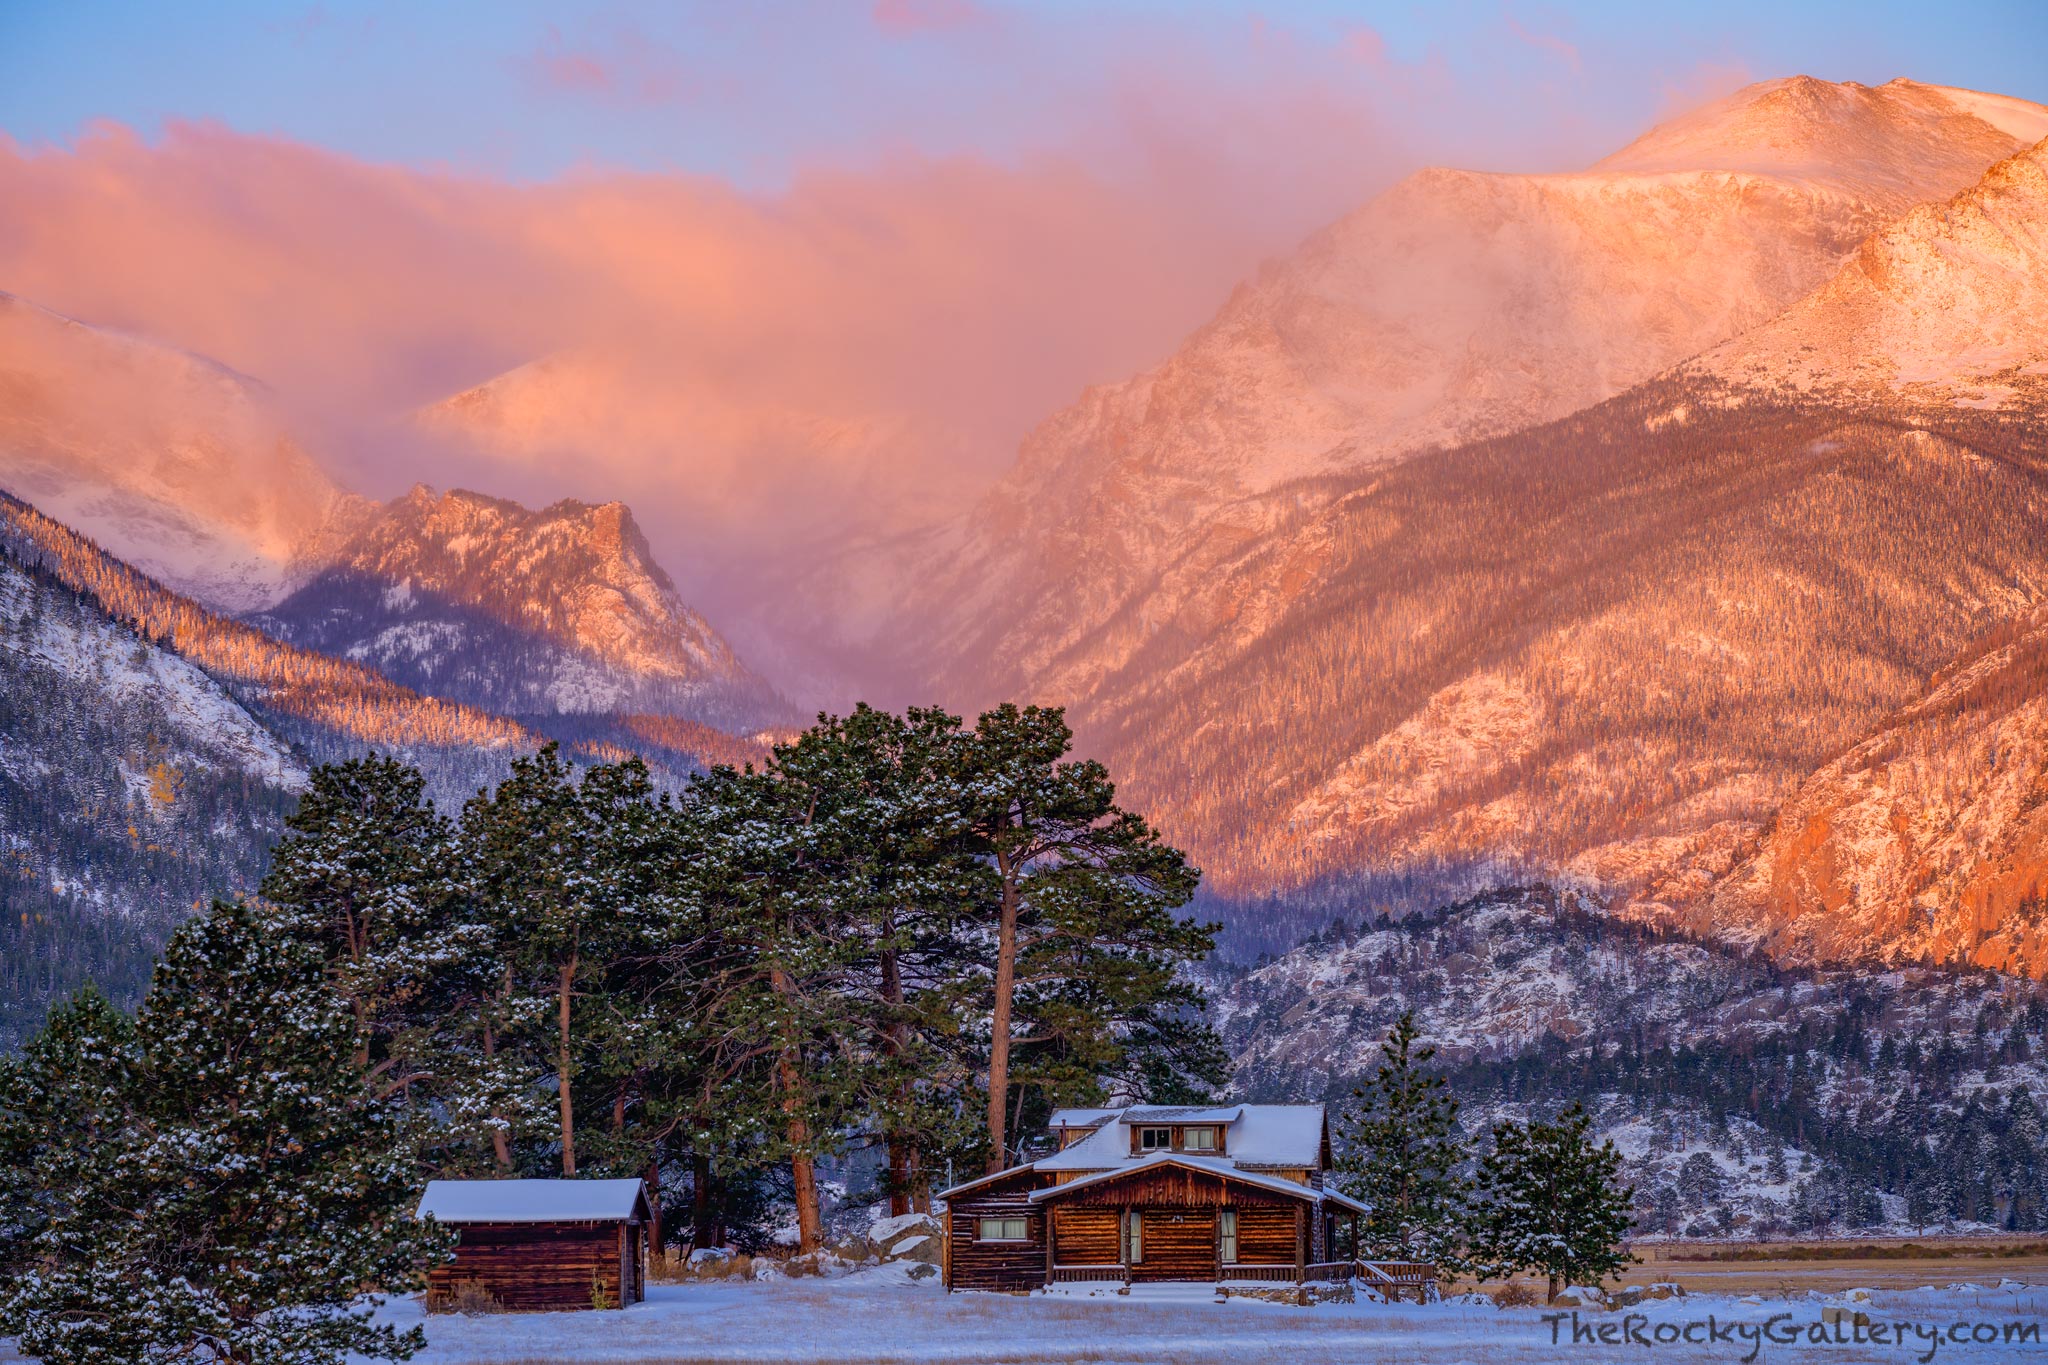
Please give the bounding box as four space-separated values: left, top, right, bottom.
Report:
1123 1210 1143 1263
1218 1209 1238 1263
1138 1126 1172 1151
976 1217 1028 1241
1182 1126 1217 1151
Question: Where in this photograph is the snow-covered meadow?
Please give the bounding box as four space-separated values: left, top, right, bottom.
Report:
371 1269 2048 1365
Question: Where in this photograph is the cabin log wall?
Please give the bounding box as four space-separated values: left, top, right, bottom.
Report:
1051 1207 1120 1264
1132 1209 1216 1282
1050 1167 1300 1210
1234 1205 1302 1264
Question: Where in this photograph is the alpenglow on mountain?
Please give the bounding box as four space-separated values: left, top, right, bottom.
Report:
819 76 2048 972
256 485 786 728
9 72 2048 993
0 293 782 732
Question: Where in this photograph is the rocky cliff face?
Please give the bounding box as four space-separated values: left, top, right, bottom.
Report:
258 486 785 727
1667 611 2048 977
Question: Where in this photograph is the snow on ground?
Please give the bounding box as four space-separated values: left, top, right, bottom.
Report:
368 1269 2048 1365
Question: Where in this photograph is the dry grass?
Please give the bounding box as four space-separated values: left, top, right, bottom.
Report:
429 1279 506 1317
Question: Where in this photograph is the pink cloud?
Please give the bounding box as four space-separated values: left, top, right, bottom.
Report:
515 24 694 108
870 0 988 35
1656 58 1757 119
1506 12 1582 74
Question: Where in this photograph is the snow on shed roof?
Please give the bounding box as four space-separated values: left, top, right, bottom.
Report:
417 1178 649 1224
1028 1153 1324 1205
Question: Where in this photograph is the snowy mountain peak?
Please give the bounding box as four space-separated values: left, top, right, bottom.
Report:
1696 133 2048 399
873 74 2048 711
1594 77 2047 198
0 289 363 612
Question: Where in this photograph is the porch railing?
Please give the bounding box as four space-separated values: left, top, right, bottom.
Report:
1218 1263 1298 1283
1355 1260 1440 1302
1049 1264 1128 1285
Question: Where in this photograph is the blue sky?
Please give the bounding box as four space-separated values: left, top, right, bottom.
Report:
4 2 2045 184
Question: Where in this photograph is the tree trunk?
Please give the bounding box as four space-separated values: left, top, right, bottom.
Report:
985 858 1020 1175
692 1153 713 1249
879 937 914 1218
770 965 824 1254
1548 1274 1560 1304
557 956 578 1176
484 972 512 1170
645 1158 663 1262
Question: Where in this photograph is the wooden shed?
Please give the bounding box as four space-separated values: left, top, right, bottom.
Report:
419 1178 651 1311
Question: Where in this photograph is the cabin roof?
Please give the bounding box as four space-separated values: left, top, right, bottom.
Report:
1322 1186 1372 1215
417 1178 650 1224
933 1162 1044 1201
1036 1102 1325 1172
1120 1104 1247 1123
1027 1152 1340 1205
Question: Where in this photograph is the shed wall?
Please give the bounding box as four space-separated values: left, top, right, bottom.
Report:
426 1221 642 1311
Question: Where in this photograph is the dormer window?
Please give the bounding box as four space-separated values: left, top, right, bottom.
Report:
1138 1127 1172 1151
1182 1126 1217 1152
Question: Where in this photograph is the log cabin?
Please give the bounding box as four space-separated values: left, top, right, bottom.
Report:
939 1104 1434 1298
418 1178 651 1311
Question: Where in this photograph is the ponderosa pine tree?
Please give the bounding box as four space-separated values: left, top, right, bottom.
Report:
458 743 633 1177
1471 1103 1636 1302
809 704 986 1215
957 703 1214 1171
1334 1011 1471 1270
0 900 448 1365
669 758 865 1255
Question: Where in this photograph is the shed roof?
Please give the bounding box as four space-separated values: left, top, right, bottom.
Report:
417 1178 650 1224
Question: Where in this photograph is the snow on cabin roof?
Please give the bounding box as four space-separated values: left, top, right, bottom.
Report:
1027 1153 1328 1206
935 1162 1042 1201
1036 1103 1324 1172
1120 1104 1247 1124
1322 1186 1372 1216
1047 1107 1121 1128
1223 1104 1326 1168
417 1178 649 1224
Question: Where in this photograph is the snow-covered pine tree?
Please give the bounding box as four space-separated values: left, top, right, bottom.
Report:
0 900 451 1365
1334 1010 1471 1270
1472 1103 1636 1303
259 754 519 1175
458 743 639 1178
0 986 133 1281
